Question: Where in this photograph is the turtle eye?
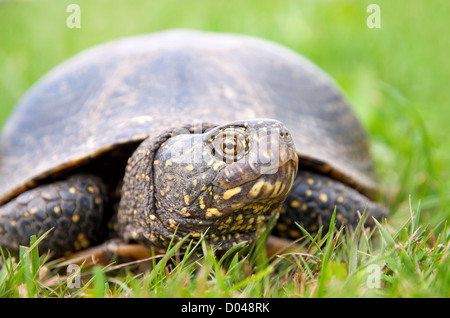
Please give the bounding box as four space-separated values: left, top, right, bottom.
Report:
212 131 247 162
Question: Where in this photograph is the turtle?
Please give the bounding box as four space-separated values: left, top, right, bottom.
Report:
0 30 387 260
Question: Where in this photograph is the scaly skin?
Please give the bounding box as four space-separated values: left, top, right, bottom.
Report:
0 174 108 257
118 119 298 251
275 170 387 238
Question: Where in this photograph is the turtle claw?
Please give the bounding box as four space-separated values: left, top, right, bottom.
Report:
61 239 154 266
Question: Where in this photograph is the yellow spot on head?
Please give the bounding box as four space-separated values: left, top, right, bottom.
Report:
231 202 245 209
249 179 265 198
206 208 222 218
222 187 242 200
168 224 177 230
181 207 190 216
199 196 206 209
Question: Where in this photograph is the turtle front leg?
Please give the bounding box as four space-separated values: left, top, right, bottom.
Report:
0 174 108 258
274 171 388 238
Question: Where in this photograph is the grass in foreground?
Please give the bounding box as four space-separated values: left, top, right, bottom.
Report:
1 207 448 298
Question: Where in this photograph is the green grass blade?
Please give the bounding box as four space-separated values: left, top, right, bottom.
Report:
92 266 106 298
373 217 396 249
317 208 337 297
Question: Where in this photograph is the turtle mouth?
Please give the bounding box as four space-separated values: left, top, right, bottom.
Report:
214 158 297 214
204 160 297 249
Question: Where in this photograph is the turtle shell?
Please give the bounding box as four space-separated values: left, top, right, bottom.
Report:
0 29 377 205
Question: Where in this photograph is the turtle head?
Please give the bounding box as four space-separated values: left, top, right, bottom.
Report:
118 119 298 250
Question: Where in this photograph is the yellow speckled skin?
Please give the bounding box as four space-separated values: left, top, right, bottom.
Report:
118 120 297 250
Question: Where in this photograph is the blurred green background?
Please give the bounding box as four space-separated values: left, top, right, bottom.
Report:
0 0 449 226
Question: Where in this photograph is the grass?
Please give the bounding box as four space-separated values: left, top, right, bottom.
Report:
1 0 449 298
1 207 448 298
